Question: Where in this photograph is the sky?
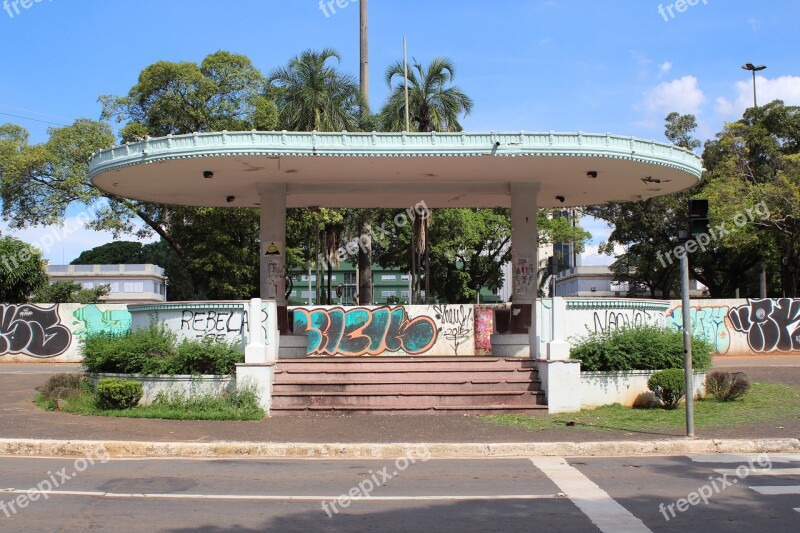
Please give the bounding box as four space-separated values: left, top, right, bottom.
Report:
1 0 799 265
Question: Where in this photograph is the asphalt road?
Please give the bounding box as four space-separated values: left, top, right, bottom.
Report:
0 454 798 532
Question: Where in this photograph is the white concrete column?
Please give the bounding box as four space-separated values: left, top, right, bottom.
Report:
510 183 539 357
548 296 571 360
258 183 287 305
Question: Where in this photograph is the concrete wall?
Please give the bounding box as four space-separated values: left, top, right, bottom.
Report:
0 303 131 362
581 370 706 408
5 298 798 362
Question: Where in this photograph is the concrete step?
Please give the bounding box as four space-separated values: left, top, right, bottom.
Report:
269 404 549 416
272 390 545 408
275 357 537 373
273 379 541 393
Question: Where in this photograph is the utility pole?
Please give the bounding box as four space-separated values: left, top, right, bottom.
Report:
360 0 369 110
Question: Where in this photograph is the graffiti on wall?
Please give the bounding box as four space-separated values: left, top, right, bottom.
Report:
728 298 800 353
666 305 731 354
0 304 72 358
592 308 665 334
473 306 494 354
73 304 132 338
293 306 437 356
431 304 473 355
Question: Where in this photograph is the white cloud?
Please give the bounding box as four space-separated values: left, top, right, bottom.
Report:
641 75 707 116
715 75 800 117
658 61 672 78
580 243 626 266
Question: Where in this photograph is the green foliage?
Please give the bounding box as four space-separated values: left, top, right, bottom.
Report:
146 387 264 421
96 378 143 410
32 280 110 304
647 369 686 409
570 326 712 372
706 371 751 401
82 326 242 375
38 373 84 404
71 241 150 265
0 235 49 303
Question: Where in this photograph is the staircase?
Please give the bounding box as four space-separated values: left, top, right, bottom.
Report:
271 357 547 415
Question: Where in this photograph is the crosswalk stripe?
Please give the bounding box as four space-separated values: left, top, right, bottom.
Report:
530 457 651 533
690 455 800 464
714 467 800 477
749 486 800 495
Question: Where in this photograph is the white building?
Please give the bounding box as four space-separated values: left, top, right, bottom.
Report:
46 264 167 303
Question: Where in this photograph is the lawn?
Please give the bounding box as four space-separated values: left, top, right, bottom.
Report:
480 383 800 433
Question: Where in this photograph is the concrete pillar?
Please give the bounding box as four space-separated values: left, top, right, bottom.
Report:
258 183 287 305
510 183 539 357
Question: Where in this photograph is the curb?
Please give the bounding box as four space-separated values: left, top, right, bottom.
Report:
1 438 798 459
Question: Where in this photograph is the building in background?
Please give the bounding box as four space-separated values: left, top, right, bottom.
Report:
46 264 167 303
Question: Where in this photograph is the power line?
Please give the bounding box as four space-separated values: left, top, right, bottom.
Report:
0 111 69 127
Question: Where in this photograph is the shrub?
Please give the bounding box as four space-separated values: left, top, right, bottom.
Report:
82 326 242 376
570 326 712 372
647 368 686 409
39 373 83 399
706 371 751 401
83 325 177 374
96 378 143 409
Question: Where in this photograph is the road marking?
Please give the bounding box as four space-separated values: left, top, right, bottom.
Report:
691 455 800 464
795 507 800 513
749 486 800 495
0 488 560 502
530 457 651 533
714 467 800 476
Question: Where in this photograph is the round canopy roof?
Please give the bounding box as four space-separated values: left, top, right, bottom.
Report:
88 131 702 208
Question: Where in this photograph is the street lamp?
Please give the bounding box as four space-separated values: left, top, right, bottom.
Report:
741 63 766 108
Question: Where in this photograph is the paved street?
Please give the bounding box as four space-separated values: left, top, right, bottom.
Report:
0 454 798 532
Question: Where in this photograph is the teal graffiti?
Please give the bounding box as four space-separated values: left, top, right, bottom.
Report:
72 305 132 337
293 306 438 356
666 305 730 354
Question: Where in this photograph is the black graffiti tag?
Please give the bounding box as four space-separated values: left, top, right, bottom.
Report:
0 305 72 358
728 298 800 352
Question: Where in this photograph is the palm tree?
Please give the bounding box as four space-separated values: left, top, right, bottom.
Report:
268 48 363 132
380 57 473 302
379 57 474 133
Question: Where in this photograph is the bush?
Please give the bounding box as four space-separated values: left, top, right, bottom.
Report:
82 326 242 375
570 326 712 372
706 371 751 401
39 373 83 399
96 378 143 409
647 368 686 409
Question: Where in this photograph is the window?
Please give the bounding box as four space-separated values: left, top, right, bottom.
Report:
344 272 356 285
401 290 410 298
81 282 94 289
381 274 397 281
123 281 144 293
400 274 410 281
109 282 120 293
381 290 397 298
300 275 317 282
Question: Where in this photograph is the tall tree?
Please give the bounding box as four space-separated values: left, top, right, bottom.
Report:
0 236 49 303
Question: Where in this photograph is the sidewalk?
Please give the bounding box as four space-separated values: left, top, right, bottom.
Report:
0 358 798 458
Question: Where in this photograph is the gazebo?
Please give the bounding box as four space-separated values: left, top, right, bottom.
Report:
88 131 702 413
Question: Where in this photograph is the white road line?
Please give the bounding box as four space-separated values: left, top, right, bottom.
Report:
794 507 800 513
530 457 651 533
714 468 800 476
691 455 800 464
0 489 559 502
749 486 800 495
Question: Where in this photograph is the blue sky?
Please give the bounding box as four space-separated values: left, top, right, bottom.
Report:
1 0 799 264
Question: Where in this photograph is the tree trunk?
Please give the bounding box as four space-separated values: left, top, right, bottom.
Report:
424 217 430 304
358 215 372 305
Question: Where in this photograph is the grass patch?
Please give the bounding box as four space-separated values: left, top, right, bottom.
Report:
35 386 264 421
480 382 800 434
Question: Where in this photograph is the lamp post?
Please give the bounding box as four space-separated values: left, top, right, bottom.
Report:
742 63 768 298
741 63 766 109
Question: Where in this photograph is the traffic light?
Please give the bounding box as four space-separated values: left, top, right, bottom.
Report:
689 199 709 237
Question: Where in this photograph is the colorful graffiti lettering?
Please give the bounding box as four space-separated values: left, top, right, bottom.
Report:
728 298 800 353
72 304 132 338
666 305 731 354
0 304 72 358
293 306 437 356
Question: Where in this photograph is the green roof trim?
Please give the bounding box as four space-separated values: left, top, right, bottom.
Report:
565 299 671 312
